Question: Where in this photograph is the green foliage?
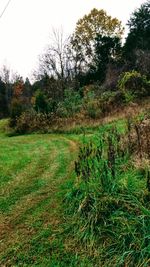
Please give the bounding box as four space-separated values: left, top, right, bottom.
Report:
83 89 123 118
82 89 98 119
118 70 150 99
124 1 150 60
123 90 135 103
99 91 123 113
70 8 123 86
56 89 82 118
34 89 50 113
9 98 25 127
88 34 122 83
86 101 101 119
0 79 8 118
71 8 123 60
0 119 8 135
65 118 150 266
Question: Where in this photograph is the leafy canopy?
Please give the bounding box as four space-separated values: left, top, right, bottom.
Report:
124 1 150 57
71 8 124 57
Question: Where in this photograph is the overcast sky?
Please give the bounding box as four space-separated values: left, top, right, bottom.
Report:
0 0 145 79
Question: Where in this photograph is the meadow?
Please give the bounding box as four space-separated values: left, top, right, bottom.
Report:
0 111 150 266
0 119 81 266
0 1 150 265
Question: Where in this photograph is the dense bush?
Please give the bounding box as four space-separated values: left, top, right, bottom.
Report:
118 70 150 99
56 89 82 118
82 88 101 118
14 110 52 134
83 90 124 118
99 91 123 113
9 98 26 127
84 99 102 119
66 117 150 266
34 90 51 113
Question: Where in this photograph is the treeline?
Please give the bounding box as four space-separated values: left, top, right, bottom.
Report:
0 1 150 131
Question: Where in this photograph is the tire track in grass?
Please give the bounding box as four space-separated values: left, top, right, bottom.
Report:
0 136 62 212
0 135 78 265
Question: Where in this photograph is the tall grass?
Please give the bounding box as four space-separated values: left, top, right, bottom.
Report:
65 114 150 266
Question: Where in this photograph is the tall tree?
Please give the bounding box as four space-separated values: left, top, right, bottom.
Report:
71 8 123 63
39 29 70 80
0 65 11 112
88 34 122 84
124 1 150 68
0 78 8 118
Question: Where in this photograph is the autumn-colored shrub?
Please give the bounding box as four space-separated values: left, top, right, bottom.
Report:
14 110 52 134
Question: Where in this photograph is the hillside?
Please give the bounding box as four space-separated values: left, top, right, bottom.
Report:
0 101 149 266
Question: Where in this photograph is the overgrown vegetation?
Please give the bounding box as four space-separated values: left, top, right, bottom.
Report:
65 113 150 266
0 1 150 266
0 109 149 266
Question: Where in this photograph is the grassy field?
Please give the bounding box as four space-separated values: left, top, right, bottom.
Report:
0 113 149 266
0 120 85 266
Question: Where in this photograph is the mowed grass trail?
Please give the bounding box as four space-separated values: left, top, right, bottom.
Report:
0 120 79 266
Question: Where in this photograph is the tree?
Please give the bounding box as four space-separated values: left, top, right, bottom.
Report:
39 29 71 80
24 78 32 98
0 65 10 84
88 34 122 84
134 49 150 77
0 65 11 113
71 8 124 63
124 1 150 67
0 78 8 118
34 90 49 113
10 76 31 126
37 28 77 99
69 8 124 86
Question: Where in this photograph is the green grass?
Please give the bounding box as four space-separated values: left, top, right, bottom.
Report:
64 118 150 267
0 120 85 266
0 119 103 266
0 116 149 267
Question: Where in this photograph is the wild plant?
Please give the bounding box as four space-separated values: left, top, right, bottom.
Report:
66 115 150 266
74 127 126 194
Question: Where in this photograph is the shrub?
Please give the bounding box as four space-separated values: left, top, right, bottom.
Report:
99 91 122 113
14 110 52 134
9 98 25 127
65 120 150 266
85 99 102 119
82 89 101 119
117 70 150 98
56 89 82 118
34 90 50 113
123 90 135 104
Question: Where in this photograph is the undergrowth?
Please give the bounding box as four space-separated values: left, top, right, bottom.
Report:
65 114 150 266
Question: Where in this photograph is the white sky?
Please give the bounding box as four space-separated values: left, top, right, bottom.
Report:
0 0 145 79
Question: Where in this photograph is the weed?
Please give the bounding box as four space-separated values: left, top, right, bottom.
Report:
66 115 150 266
